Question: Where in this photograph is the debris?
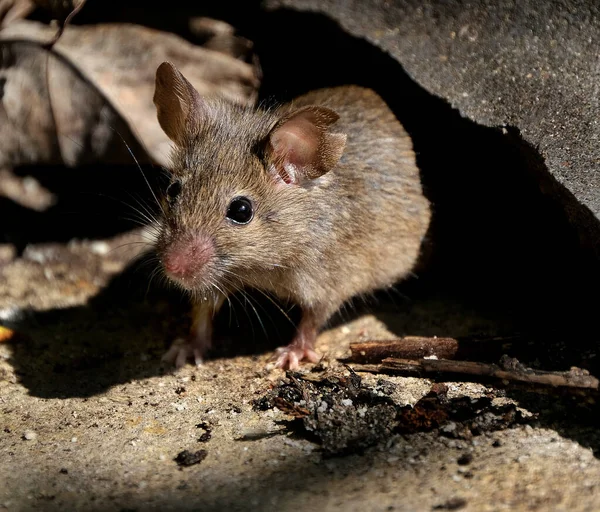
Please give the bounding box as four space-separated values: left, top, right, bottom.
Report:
350 354 599 393
350 337 460 363
39 0 86 49
432 497 468 510
0 168 55 211
0 0 34 29
0 18 260 168
272 396 310 418
22 430 37 440
348 335 521 364
253 369 529 456
174 449 207 467
253 370 398 456
196 422 212 443
457 453 473 465
235 429 286 441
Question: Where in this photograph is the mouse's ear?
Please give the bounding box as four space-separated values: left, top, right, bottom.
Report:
153 61 206 146
266 106 346 185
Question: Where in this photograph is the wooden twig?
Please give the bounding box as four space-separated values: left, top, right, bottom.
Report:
348 335 519 363
43 0 87 50
350 356 599 391
350 337 459 362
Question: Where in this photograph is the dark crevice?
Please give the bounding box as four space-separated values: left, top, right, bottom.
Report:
1 163 166 254
244 8 600 364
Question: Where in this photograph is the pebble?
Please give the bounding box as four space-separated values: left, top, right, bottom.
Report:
317 401 328 412
22 431 37 441
441 421 457 433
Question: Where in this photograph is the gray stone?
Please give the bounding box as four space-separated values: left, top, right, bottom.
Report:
267 0 600 257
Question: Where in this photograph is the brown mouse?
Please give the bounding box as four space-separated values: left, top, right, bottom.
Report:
151 61 431 370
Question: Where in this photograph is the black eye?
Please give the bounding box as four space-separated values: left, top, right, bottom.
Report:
166 180 181 202
226 196 254 224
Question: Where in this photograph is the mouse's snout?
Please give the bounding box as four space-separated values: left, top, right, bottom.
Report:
161 234 215 285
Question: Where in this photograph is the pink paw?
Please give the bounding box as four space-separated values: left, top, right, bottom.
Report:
161 337 206 369
272 344 320 370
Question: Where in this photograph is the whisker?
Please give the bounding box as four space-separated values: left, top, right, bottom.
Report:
239 289 265 342
218 276 250 329
251 287 296 328
145 265 165 298
124 191 161 225
110 127 167 218
108 240 152 252
220 268 296 329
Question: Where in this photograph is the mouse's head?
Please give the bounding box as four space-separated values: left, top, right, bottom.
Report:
152 62 346 297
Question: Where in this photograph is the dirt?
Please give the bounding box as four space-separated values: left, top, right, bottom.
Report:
0 218 600 511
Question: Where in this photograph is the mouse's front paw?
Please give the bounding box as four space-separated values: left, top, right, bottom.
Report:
271 344 320 370
161 337 206 369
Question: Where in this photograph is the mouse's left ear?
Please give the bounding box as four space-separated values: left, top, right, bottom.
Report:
265 106 346 185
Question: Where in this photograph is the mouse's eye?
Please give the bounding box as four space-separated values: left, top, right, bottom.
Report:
166 180 182 202
226 196 254 225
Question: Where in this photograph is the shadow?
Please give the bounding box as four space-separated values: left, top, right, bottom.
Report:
243 8 600 457
0 162 168 254
5 254 180 398
6 252 300 398
251 8 600 357
29 0 264 58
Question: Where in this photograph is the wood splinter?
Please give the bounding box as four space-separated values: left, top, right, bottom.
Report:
348 335 518 363
347 337 599 392
384 357 598 389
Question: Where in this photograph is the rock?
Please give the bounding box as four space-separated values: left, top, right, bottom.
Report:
266 0 600 259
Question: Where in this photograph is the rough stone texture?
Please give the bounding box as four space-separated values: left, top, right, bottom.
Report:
266 0 600 257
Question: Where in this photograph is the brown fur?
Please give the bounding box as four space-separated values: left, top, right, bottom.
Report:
153 61 431 366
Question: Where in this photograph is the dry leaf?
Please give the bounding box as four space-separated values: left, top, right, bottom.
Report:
189 17 256 61
0 39 146 167
0 20 261 167
0 0 34 29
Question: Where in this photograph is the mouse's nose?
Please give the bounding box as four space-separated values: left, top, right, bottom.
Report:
162 234 215 283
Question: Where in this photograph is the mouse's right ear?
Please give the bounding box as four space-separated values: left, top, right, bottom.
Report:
265 105 346 186
153 62 206 146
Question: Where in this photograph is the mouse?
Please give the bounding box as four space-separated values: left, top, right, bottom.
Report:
151 61 431 370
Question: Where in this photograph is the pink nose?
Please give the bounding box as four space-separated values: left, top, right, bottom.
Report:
162 235 215 282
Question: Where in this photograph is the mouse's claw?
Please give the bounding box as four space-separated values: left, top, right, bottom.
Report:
161 337 206 369
271 344 320 370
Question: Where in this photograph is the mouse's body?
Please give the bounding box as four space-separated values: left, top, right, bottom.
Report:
152 62 431 370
